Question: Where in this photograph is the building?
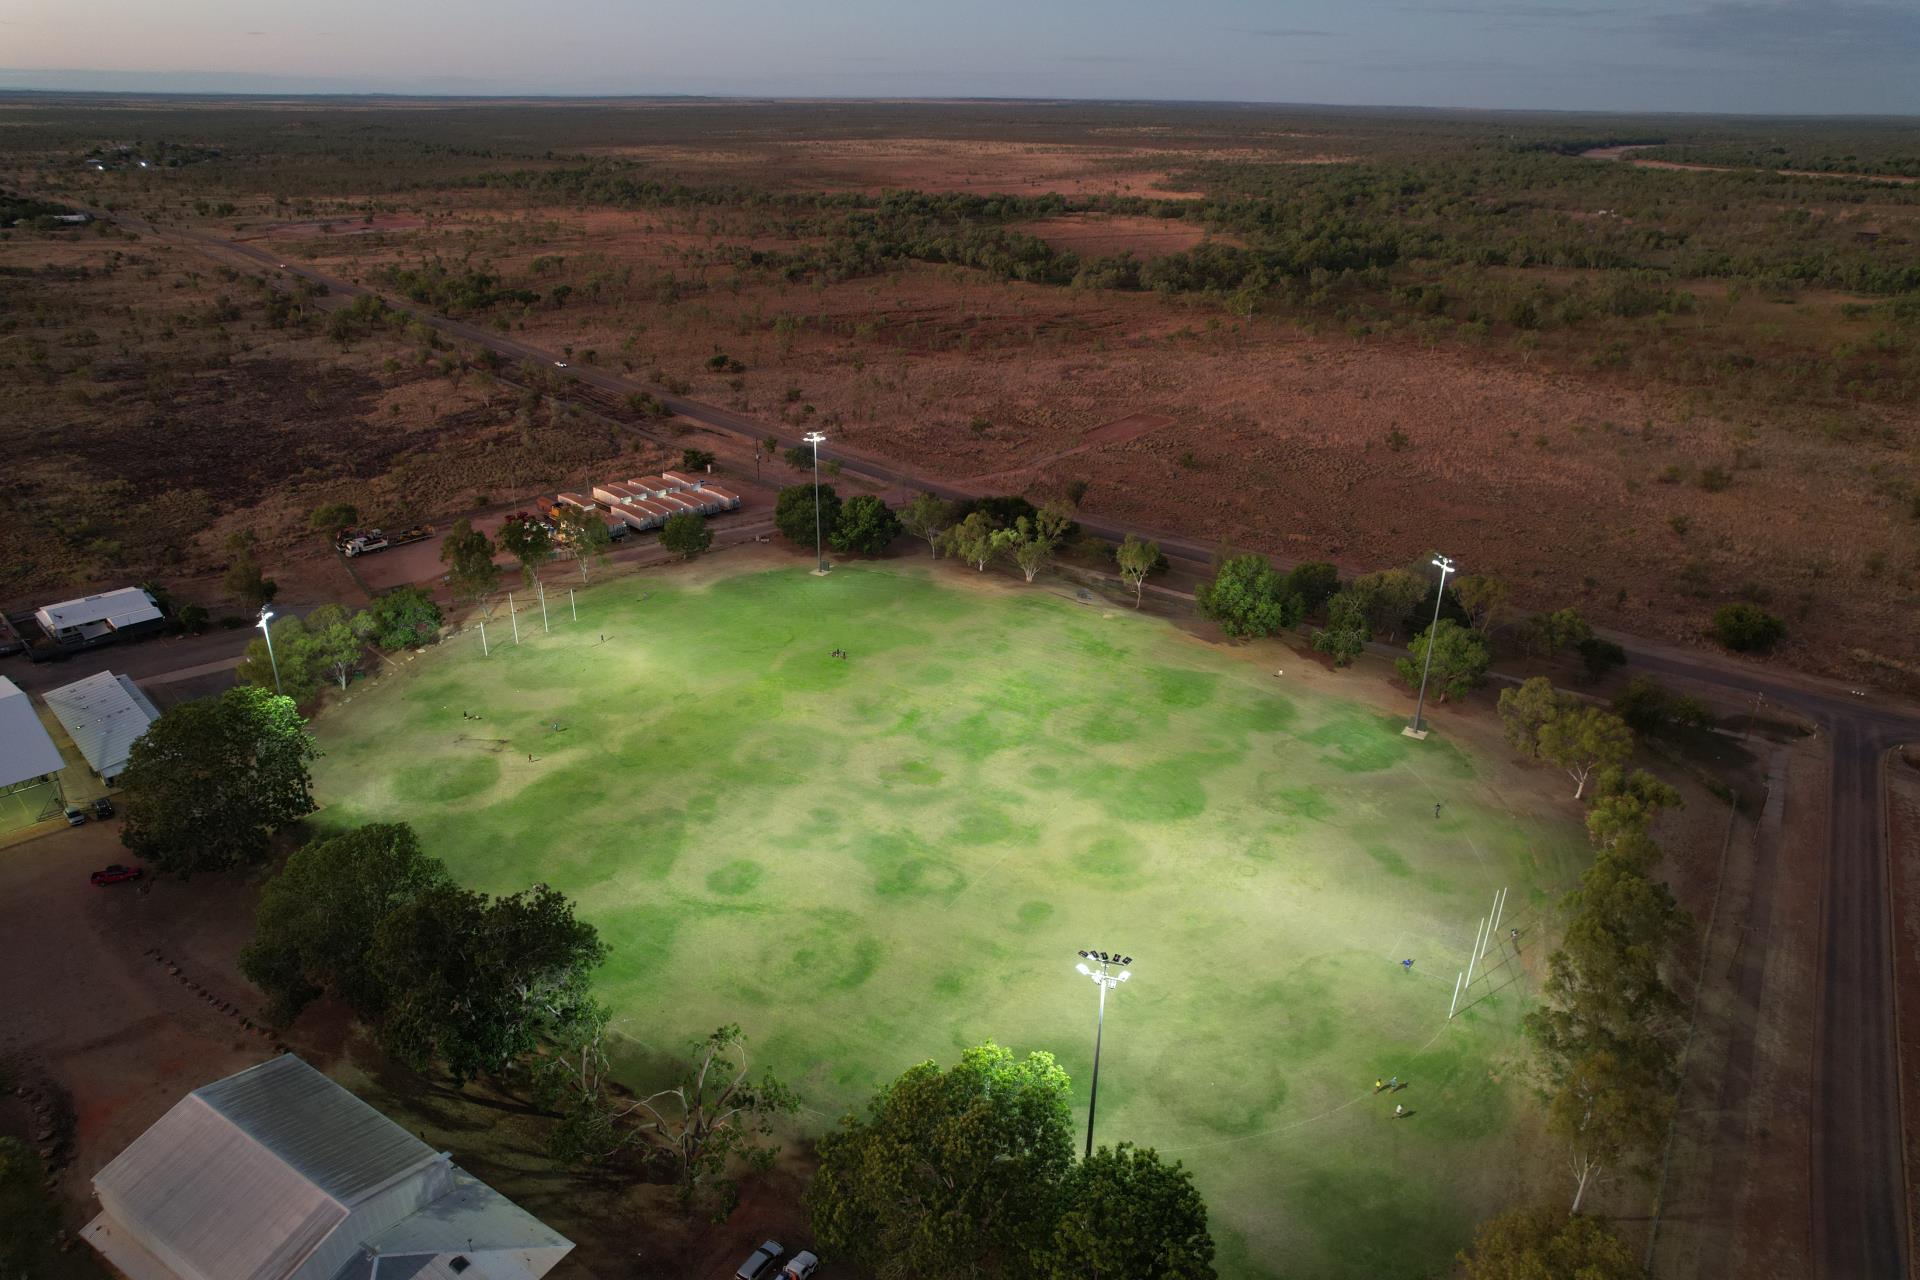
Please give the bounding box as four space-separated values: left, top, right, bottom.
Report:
83 1055 574 1280
0 675 66 828
43 671 161 783
33 587 166 649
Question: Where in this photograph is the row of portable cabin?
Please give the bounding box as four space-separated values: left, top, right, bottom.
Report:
568 471 742 533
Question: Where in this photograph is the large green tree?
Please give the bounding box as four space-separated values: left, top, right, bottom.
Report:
1522 607 1593 658
240 823 450 1022
1033 1143 1216 1280
1311 590 1370 666
369 882 607 1083
236 614 318 700
1585 767 1683 854
1537 706 1635 799
499 516 555 584
440 519 501 603
831 494 904 556
941 511 1020 572
660 511 713 560
1457 1204 1646 1279
1281 561 1341 615
1497 675 1569 759
808 1043 1075 1279
366 586 442 649
1009 504 1072 583
1551 1047 1675 1213
1115 534 1162 608
774 483 842 549
1346 568 1427 640
899 492 954 557
553 504 613 581
119 686 317 875
1196 553 1292 639
1394 619 1491 702
1451 573 1511 634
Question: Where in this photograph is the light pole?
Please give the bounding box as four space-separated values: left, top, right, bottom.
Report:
256 606 282 696
804 430 829 575
1403 554 1455 739
1074 949 1133 1159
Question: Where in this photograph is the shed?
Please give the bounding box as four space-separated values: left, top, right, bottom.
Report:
34 587 165 648
42 670 161 782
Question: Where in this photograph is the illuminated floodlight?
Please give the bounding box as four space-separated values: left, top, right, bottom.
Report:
1070 949 1137 1159
803 432 829 573
1404 554 1456 739
256 605 283 695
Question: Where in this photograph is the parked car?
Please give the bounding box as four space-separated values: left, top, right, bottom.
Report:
92 797 115 820
63 807 86 827
90 864 142 886
734 1241 784 1280
780 1252 819 1280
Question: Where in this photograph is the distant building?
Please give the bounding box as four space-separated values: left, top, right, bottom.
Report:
83 1054 574 1280
43 670 160 783
33 587 166 649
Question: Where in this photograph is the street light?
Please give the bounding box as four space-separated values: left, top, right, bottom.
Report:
804 430 829 575
1074 949 1133 1159
256 606 282 696
1403 554 1455 739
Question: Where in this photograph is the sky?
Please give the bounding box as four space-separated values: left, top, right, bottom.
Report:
2 0 1917 115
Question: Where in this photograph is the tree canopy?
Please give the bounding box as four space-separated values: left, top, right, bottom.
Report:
831 493 904 556
1458 1204 1646 1279
1115 534 1162 608
1394 619 1491 702
366 586 442 649
119 686 317 875
1196 553 1295 639
899 492 955 557
775 483 841 548
660 511 713 560
440 519 501 603
1033 1142 1217 1280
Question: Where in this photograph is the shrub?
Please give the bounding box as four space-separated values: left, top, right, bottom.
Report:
1576 636 1627 681
680 448 716 470
1713 603 1786 652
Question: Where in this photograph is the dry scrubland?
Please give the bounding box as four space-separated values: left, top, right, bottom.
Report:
1 100 1917 682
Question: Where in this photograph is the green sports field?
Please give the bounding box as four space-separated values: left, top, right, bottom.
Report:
312 558 1589 1278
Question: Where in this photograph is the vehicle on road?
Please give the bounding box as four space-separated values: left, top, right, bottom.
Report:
336 524 433 557
92 797 115 820
90 864 142 886
734 1241 784 1280
779 1251 819 1280
64 807 87 827
553 360 568 368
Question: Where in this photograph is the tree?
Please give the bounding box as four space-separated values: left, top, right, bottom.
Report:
499 516 554 584
1303 591 1363 665
941 511 1019 572
1346 569 1427 640
831 494 903 556
1452 574 1510 633
681 447 716 470
1586 767 1683 853
1712 603 1786 653
1522 607 1592 658
774 483 841 548
660 511 713 560
236 614 317 700
119 686 318 876
552 504 612 581
440 519 501 603
1577 636 1628 682
1115 534 1162 608
899 492 955 557
1033 1143 1217 1280
1281 561 1341 615
223 545 278 609
1551 1047 1675 1213
1537 706 1634 799
808 1043 1074 1280
1196 553 1290 639
1498 676 1569 759
308 501 359 535
632 1023 800 1209
366 586 442 649
303 602 370 690
1008 504 1071 583
1394 620 1491 702
1458 1204 1646 1280
0 1137 63 1280
240 823 450 1022
370 882 607 1084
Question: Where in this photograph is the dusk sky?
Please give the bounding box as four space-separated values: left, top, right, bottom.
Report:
3 0 1917 114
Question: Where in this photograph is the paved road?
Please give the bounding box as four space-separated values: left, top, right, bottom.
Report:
115 211 1920 1276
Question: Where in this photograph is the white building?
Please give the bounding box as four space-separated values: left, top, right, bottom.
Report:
34 587 166 648
0 675 66 827
83 1055 574 1280
43 671 161 783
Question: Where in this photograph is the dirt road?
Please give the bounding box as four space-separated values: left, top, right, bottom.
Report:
113 210 1920 1278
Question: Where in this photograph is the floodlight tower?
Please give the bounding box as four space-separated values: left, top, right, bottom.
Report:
256 605 283 696
1403 554 1455 740
804 430 829 575
1074 949 1134 1159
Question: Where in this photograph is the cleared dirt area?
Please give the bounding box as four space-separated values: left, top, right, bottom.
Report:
1017 213 1226 258
1583 144 1920 185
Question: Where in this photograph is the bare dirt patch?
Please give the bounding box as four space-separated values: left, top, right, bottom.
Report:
1017 214 1227 258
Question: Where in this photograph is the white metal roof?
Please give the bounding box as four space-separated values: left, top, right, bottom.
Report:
331 1170 574 1280
43 670 160 781
0 676 65 788
35 586 163 632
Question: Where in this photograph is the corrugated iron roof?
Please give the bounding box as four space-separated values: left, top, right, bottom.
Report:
0 676 65 788
35 587 163 631
42 671 160 781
